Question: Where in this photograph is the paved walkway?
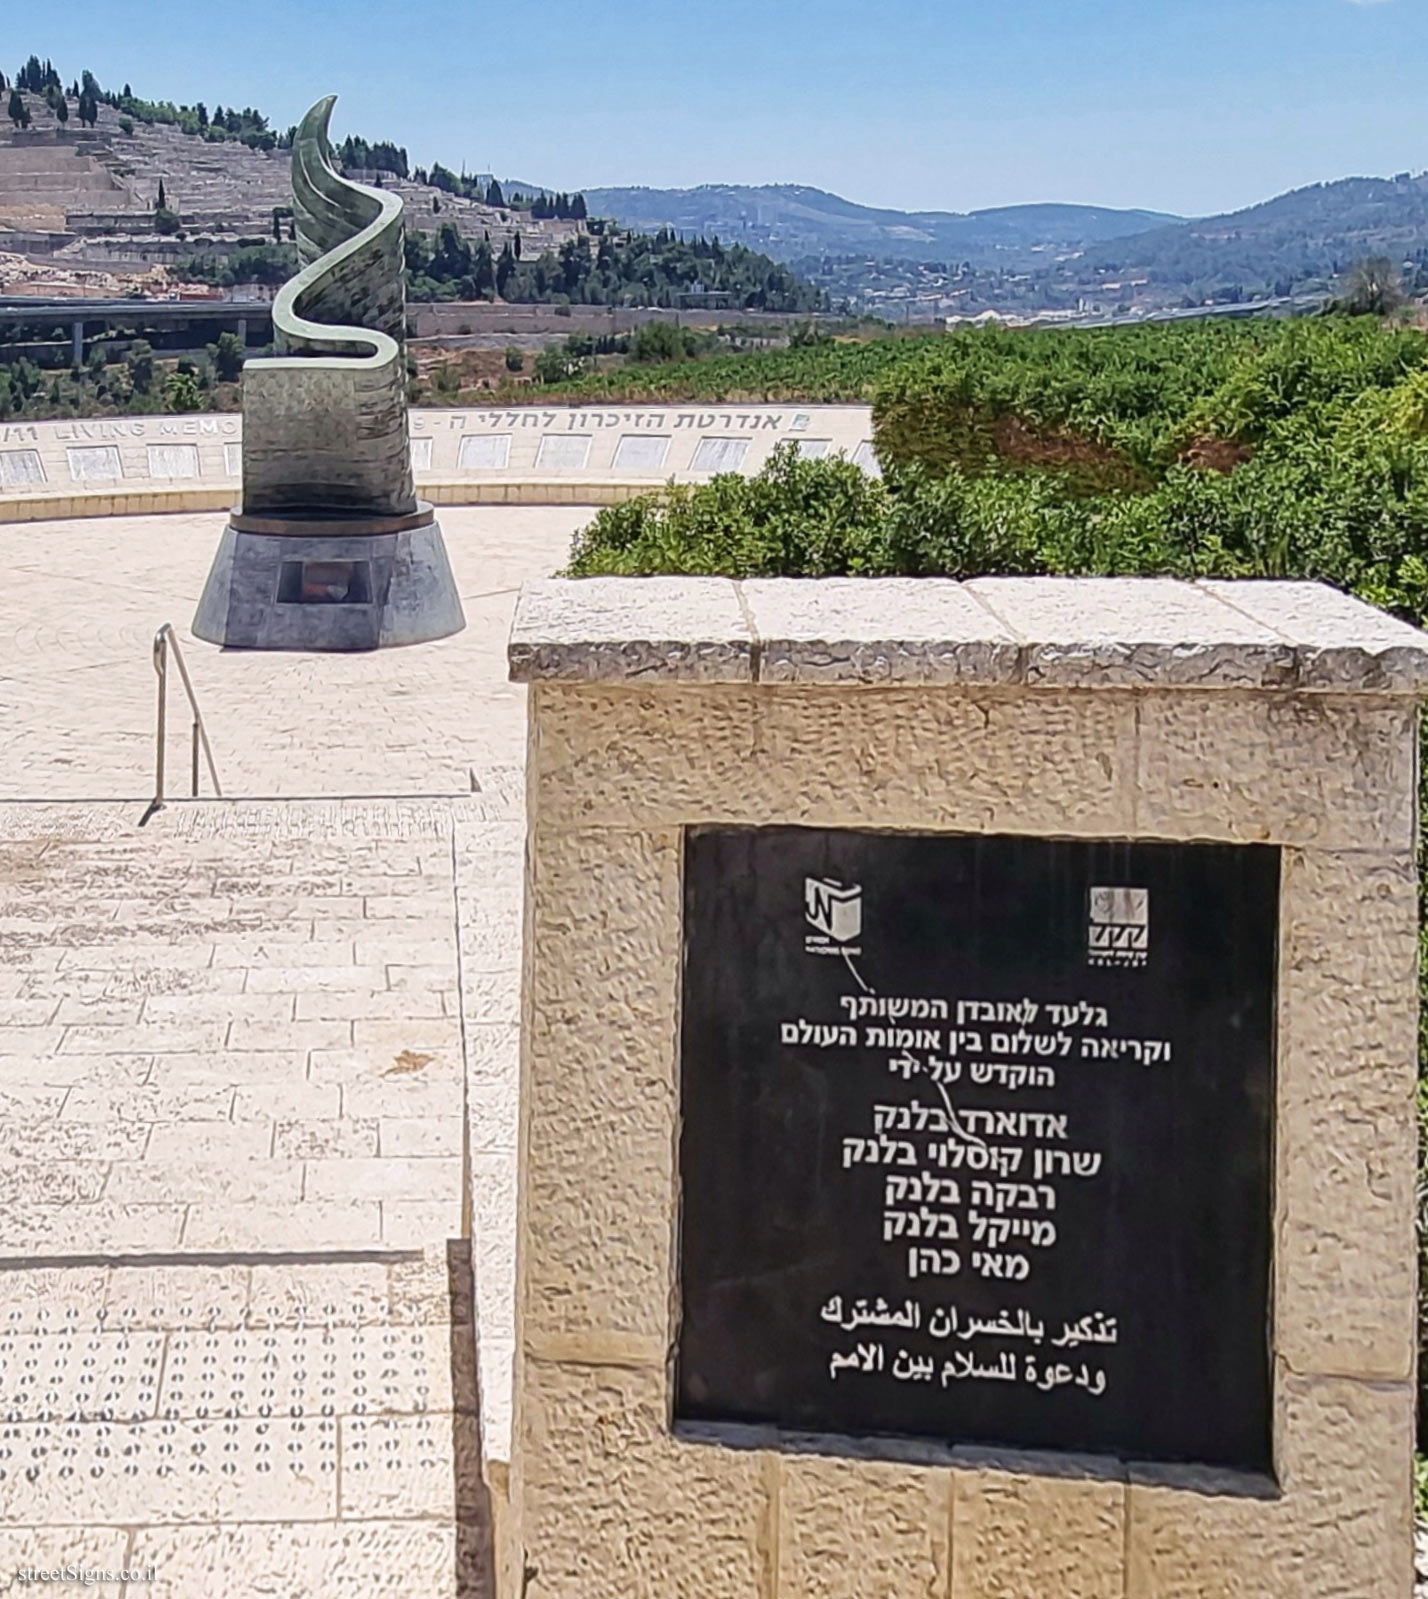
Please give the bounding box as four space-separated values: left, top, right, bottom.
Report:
0 506 584 1594
0 506 575 798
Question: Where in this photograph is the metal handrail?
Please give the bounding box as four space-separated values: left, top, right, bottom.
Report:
141 624 222 824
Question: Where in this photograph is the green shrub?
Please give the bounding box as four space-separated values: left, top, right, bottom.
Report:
534 339 592 385
208 331 245 384
626 320 708 364
163 371 203 413
568 445 891 577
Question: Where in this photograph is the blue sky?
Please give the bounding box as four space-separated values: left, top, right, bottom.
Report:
19 0 1426 218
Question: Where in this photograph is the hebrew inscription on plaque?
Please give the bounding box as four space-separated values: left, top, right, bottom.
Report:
677 827 1278 1475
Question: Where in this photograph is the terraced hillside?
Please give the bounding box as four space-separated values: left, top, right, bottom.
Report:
0 88 583 268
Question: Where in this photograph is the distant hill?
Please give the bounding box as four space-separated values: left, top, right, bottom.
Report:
582 184 1182 265
1075 173 1428 294
722 173 1428 318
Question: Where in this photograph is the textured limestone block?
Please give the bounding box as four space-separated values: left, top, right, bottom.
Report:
742 576 1021 686
1134 691 1415 848
510 577 753 683
951 1463 1125 1599
530 684 760 829
130 1521 456 1598
1196 579 1428 693
518 1359 770 1599
966 575 1294 688
532 685 1140 837
778 1452 951 1599
520 826 681 1354
1126 1370 1413 1599
1275 849 1419 1380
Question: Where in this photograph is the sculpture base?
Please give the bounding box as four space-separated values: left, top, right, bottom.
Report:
192 504 465 651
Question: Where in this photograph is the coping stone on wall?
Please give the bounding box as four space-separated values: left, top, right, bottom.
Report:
507 575 1428 694
506 575 755 683
1196 578 1428 693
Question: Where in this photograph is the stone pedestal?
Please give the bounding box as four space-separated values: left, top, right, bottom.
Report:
192 502 464 651
502 576 1428 1599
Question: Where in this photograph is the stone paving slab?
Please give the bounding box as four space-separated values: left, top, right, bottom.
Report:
0 497 554 1593
0 799 515 1594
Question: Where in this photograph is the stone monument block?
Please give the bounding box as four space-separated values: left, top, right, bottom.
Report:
503 576 1428 1598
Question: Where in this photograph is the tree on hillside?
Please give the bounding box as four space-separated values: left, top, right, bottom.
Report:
7 90 28 130
496 241 516 297
156 178 167 211
77 91 98 128
485 178 505 209
1338 256 1406 317
472 240 495 296
208 331 245 384
126 341 155 395
431 221 472 281
53 94 67 126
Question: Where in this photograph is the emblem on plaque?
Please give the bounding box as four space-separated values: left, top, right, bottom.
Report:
804 876 862 954
1087 886 1149 968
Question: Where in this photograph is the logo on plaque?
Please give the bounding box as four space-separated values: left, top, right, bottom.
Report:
1087 886 1149 968
805 876 862 953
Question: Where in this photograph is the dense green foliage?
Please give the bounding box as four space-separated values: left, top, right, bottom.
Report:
532 330 930 402
405 223 824 312
0 339 238 420
109 86 283 151
177 243 298 288
337 135 410 179
570 317 1428 604
568 446 892 576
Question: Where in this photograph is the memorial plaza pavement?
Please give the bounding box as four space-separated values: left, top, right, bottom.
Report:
0 504 586 1593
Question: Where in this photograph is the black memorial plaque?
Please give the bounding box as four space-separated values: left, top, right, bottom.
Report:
676 827 1277 1475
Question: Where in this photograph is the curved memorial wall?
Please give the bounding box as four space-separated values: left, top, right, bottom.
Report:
0 404 876 521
